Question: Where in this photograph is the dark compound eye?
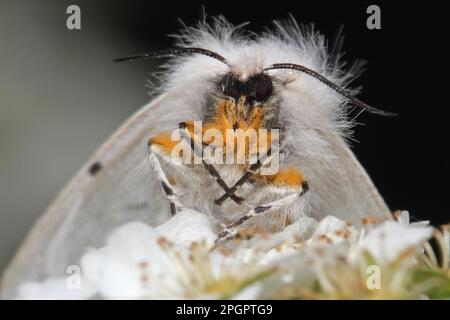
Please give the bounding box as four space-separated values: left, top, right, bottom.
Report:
249 74 273 102
218 72 245 100
217 72 273 102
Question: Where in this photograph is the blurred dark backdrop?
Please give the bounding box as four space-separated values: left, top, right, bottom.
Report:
1 0 449 271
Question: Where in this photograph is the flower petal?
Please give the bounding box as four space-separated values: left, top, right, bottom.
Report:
357 221 433 264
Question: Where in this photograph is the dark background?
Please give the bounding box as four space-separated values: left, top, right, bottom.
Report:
0 1 449 271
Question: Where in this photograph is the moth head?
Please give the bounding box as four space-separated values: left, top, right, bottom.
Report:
217 72 273 107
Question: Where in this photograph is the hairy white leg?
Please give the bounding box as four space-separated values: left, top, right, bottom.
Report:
214 143 277 205
216 185 307 242
148 149 186 216
178 123 245 204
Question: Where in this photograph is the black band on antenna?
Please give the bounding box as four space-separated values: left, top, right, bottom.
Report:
114 47 229 65
264 63 397 117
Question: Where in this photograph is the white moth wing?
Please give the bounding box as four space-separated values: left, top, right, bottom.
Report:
278 85 392 224
334 133 391 219
1 92 202 299
315 131 391 221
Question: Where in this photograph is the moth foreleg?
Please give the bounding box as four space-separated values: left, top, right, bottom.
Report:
214 146 274 205
216 191 305 242
216 167 309 242
178 122 244 204
148 135 187 216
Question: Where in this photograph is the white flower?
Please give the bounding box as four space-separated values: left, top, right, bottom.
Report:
80 221 174 299
258 215 356 265
15 208 443 300
355 220 433 264
156 208 217 247
308 215 358 245
395 210 430 228
79 209 271 299
250 217 318 264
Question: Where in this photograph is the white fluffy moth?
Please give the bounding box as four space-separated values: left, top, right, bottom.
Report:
1 17 397 298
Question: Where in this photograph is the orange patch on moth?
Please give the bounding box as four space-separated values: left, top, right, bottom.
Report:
149 99 272 163
263 167 305 187
201 99 272 161
181 120 204 144
149 132 181 154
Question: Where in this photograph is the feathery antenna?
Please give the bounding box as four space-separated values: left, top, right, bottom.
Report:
114 47 229 65
264 63 397 117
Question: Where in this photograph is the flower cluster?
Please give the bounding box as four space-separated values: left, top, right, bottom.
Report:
18 210 450 299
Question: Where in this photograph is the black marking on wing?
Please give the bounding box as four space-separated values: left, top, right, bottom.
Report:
88 162 103 176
